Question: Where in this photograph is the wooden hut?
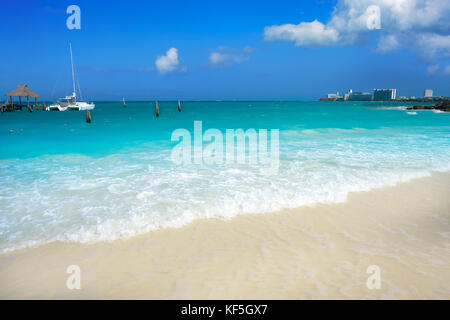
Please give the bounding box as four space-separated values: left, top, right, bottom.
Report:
5 84 40 111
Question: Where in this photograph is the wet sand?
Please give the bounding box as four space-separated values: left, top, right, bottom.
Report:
0 172 449 299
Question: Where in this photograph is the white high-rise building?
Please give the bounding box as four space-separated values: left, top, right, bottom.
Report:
373 89 396 101
424 89 433 98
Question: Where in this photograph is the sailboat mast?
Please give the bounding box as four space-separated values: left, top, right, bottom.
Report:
69 43 76 100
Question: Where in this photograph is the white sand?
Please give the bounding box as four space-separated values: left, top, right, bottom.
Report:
0 172 449 299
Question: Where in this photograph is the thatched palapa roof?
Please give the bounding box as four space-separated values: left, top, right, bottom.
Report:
5 84 40 98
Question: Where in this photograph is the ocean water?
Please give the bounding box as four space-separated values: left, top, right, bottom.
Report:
0 101 449 253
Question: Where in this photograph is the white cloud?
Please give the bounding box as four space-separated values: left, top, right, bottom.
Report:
375 34 400 52
155 48 186 74
414 33 450 59
264 0 450 60
264 20 339 46
209 46 253 67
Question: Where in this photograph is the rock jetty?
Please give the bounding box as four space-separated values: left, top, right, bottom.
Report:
407 100 450 112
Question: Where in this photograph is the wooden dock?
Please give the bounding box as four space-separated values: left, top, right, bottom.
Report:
1 102 46 113
3 84 42 113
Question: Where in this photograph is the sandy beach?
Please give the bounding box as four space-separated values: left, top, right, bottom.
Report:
0 172 449 299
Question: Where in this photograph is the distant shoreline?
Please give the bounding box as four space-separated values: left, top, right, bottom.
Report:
8 99 445 103
319 97 448 102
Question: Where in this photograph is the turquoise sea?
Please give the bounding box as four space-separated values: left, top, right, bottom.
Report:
1 101 449 253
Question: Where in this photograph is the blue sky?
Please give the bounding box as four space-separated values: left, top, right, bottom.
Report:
1 0 449 100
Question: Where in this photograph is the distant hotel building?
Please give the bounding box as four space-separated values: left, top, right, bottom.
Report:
327 92 341 99
345 89 373 101
373 89 397 101
424 89 433 98
320 87 446 102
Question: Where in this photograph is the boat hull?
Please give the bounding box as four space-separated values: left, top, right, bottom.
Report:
68 102 95 111
46 104 68 112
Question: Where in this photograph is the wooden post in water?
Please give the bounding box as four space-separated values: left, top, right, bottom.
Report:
27 96 32 112
86 110 91 123
10 96 13 112
43 102 46 111
155 101 159 117
35 97 38 111
178 100 181 112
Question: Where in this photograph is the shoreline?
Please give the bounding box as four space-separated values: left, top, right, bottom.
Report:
0 168 444 255
1 172 449 299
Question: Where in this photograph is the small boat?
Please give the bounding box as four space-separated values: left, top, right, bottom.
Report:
123 97 126 108
48 93 94 111
47 43 95 111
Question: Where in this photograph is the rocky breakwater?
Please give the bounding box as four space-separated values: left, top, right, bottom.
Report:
407 100 450 112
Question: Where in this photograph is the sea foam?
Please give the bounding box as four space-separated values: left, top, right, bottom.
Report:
1 101 449 253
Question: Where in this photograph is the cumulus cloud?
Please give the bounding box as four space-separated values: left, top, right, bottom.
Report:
414 33 450 59
264 0 450 60
155 48 186 74
375 34 400 52
209 46 253 67
264 20 339 46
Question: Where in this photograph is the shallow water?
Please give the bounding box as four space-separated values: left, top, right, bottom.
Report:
1 101 449 253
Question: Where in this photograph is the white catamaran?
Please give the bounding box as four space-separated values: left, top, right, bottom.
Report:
47 43 95 111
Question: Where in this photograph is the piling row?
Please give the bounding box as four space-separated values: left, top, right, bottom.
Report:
2 99 183 124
